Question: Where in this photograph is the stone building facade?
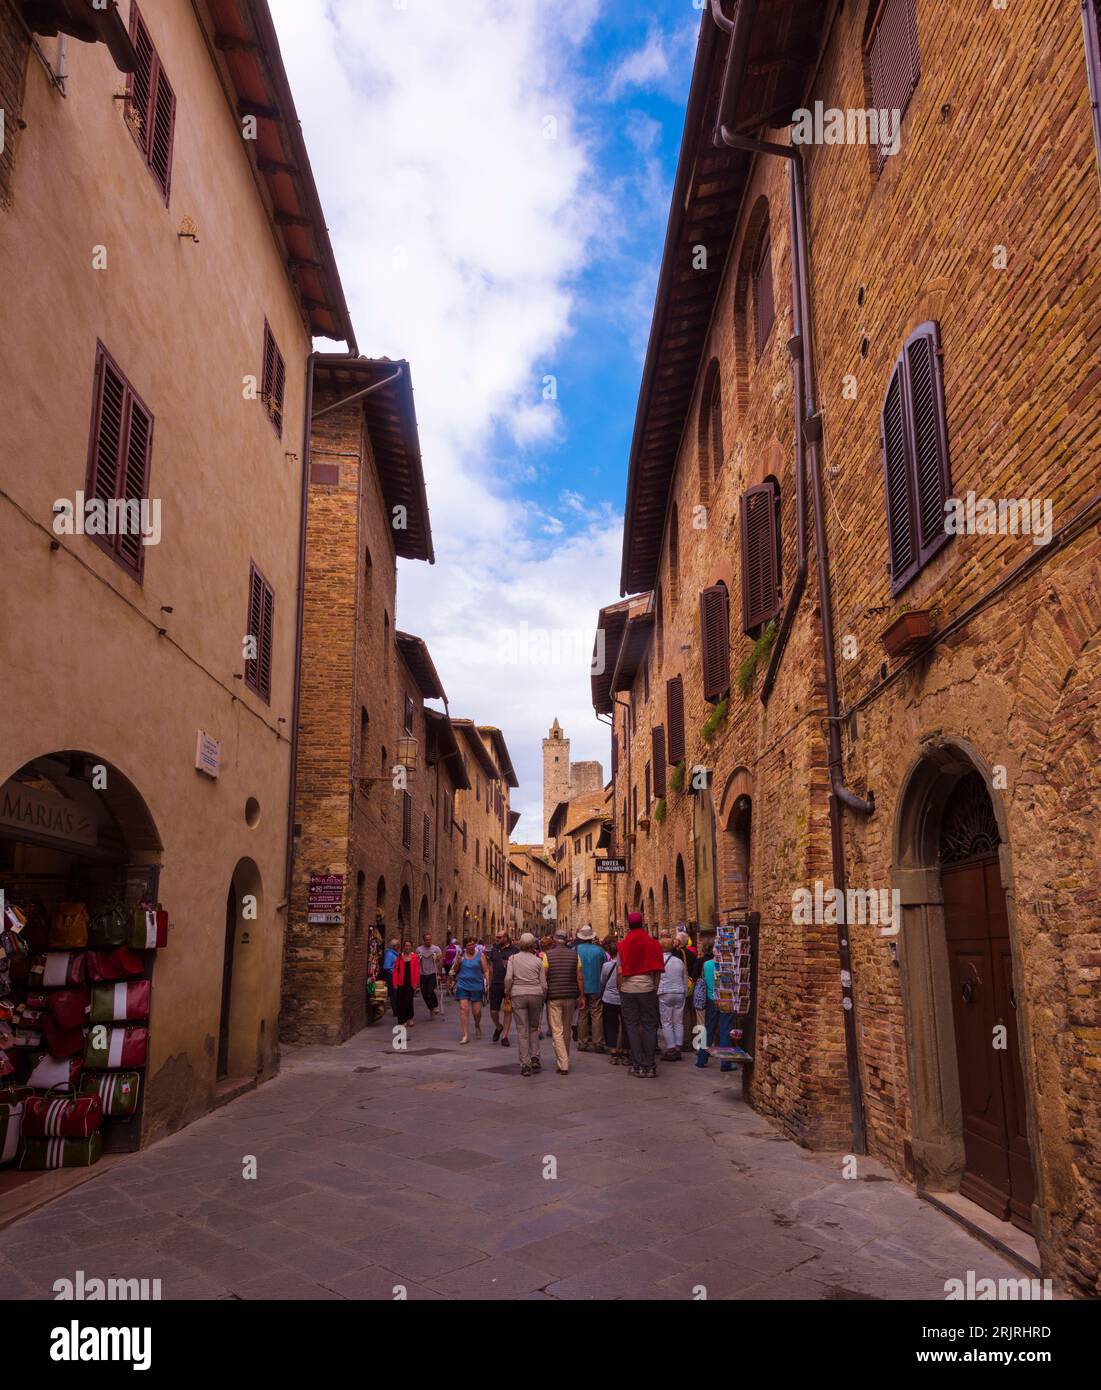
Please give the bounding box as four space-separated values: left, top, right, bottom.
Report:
509 845 556 937
447 721 518 943
592 0 1101 1296
541 718 603 853
549 789 613 939
0 0 354 1155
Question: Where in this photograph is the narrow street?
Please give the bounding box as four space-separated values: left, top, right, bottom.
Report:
3 1001 1020 1302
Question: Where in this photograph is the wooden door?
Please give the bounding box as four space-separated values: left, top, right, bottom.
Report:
942 854 1035 1230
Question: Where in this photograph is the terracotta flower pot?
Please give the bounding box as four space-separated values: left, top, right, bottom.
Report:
880 609 932 659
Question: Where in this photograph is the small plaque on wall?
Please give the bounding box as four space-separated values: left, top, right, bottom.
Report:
195 731 221 778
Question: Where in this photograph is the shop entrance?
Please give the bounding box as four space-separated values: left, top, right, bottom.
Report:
0 751 162 1194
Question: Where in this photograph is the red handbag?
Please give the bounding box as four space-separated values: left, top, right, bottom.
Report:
84 1026 147 1069
86 947 145 982
29 952 87 988
22 1089 103 1139
26 1052 83 1089
43 1015 87 1059
45 989 89 1030
89 981 149 1022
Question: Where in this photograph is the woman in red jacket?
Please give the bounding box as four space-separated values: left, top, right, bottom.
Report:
392 940 420 1026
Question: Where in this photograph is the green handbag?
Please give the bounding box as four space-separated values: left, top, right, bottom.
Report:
89 896 128 948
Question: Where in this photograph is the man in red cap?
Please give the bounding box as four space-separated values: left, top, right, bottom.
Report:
616 911 665 1077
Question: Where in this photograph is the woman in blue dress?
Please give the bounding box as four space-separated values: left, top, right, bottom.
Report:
450 938 490 1043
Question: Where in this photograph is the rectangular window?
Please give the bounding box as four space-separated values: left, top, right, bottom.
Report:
699 585 730 703
740 481 782 633
645 761 651 813
244 562 275 704
632 786 638 827
585 833 592 852
753 227 774 358
423 812 430 862
881 322 951 595
867 0 920 167
666 676 685 766
461 820 468 853
85 343 154 582
652 726 667 798
402 791 412 849
261 320 286 438
126 4 176 202
403 694 414 735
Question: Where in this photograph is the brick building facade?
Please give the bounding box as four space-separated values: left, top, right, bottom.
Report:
549 789 613 938
592 0 1101 1296
509 844 556 937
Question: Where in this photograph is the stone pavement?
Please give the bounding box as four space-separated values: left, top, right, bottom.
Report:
1 998 1022 1300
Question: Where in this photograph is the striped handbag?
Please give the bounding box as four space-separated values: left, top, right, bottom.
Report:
21 1088 103 1139
17 1132 102 1170
79 1070 141 1118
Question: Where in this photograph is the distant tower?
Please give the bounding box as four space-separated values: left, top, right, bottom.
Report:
543 718 570 846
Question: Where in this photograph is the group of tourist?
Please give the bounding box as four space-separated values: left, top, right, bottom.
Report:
377 912 731 1080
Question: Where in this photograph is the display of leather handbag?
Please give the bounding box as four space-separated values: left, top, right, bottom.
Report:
88 897 128 949
129 905 168 950
44 988 90 1031
26 1051 83 1089
29 951 87 988
48 903 90 949
22 1088 103 1139
79 1070 140 1118
43 1014 87 1059
1 1094 23 1164
86 946 145 982
89 981 149 1023
17 1131 102 1170
0 1050 16 1080
83 1025 147 1069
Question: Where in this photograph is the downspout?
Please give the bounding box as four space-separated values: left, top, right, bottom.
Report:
712 0 872 1152
283 351 317 906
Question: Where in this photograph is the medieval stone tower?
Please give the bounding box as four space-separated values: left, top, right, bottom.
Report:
542 718 571 845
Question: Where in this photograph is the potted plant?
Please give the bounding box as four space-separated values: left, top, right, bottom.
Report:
880 607 932 659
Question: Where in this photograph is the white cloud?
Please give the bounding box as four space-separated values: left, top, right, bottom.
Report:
270 0 621 842
607 22 698 101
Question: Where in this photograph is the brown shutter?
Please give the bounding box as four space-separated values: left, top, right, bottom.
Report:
423 812 430 861
86 345 153 581
645 761 651 811
116 394 153 577
245 563 273 703
402 791 412 849
259 580 274 702
699 585 730 702
740 482 781 632
127 9 155 153
753 227 774 357
262 323 275 406
666 675 685 765
88 350 126 510
651 726 666 797
882 321 950 595
148 61 175 200
906 325 950 561
868 0 920 165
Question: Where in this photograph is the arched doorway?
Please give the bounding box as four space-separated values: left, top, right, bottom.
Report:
895 746 1036 1232
632 881 642 915
221 857 262 1082
662 876 670 927
674 856 687 922
398 884 412 937
647 887 656 929
721 793 752 914
418 894 430 939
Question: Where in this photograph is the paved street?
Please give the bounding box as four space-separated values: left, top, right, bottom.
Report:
2 1000 1021 1301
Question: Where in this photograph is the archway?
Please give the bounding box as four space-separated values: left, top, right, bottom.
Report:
418 894 430 940
632 880 642 914
662 876 670 928
894 743 1036 1232
647 887 656 930
674 855 687 922
721 790 752 914
398 884 412 936
221 857 263 1082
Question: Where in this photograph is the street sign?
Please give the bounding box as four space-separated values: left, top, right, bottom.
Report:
307 873 344 924
595 857 627 874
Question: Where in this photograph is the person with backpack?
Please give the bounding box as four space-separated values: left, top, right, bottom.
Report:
544 931 584 1075
658 934 688 1060
575 925 607 1052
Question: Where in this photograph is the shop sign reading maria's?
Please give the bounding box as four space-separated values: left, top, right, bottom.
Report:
0 781 96 847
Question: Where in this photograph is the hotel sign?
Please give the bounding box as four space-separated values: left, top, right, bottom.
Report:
596 857 628 874
0 781 96 848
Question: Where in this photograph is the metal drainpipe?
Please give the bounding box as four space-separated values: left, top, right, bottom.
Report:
712 2 872 1152
283 351 317 907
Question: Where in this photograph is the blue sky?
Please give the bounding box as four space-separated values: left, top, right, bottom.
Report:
270 0 699 840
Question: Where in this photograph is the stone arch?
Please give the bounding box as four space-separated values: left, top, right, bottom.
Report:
418 894 430 940
697 356 722 503
397 884 412 935
222 856 264 1082
892 736 1039 1230
661 875 670 927
674 855 687 922
718 766 753 915
647 887 656 928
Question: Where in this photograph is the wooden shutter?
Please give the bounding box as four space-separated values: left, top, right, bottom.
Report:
699 585 730 702
127 5 175 201
423 812 430 861
652 726 666 797
645 761 651 811
881 321 950 595
867 0 920 165
86 345 153 581
740 482 781 632
245 563 274 703
666 675 685 765
262 322 285 437
753 227 774 357
148 62 176 199
402 791 412 849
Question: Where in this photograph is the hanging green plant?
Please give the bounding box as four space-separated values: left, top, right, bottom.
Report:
653 796 667 824
736 619 778 697
701 696 729 743
669 760 685 794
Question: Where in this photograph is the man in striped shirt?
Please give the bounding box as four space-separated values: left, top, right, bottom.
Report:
544 931 585 1075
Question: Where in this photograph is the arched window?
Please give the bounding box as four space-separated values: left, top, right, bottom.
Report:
697 359 723 498
752 225 774 358
669 502 680 605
